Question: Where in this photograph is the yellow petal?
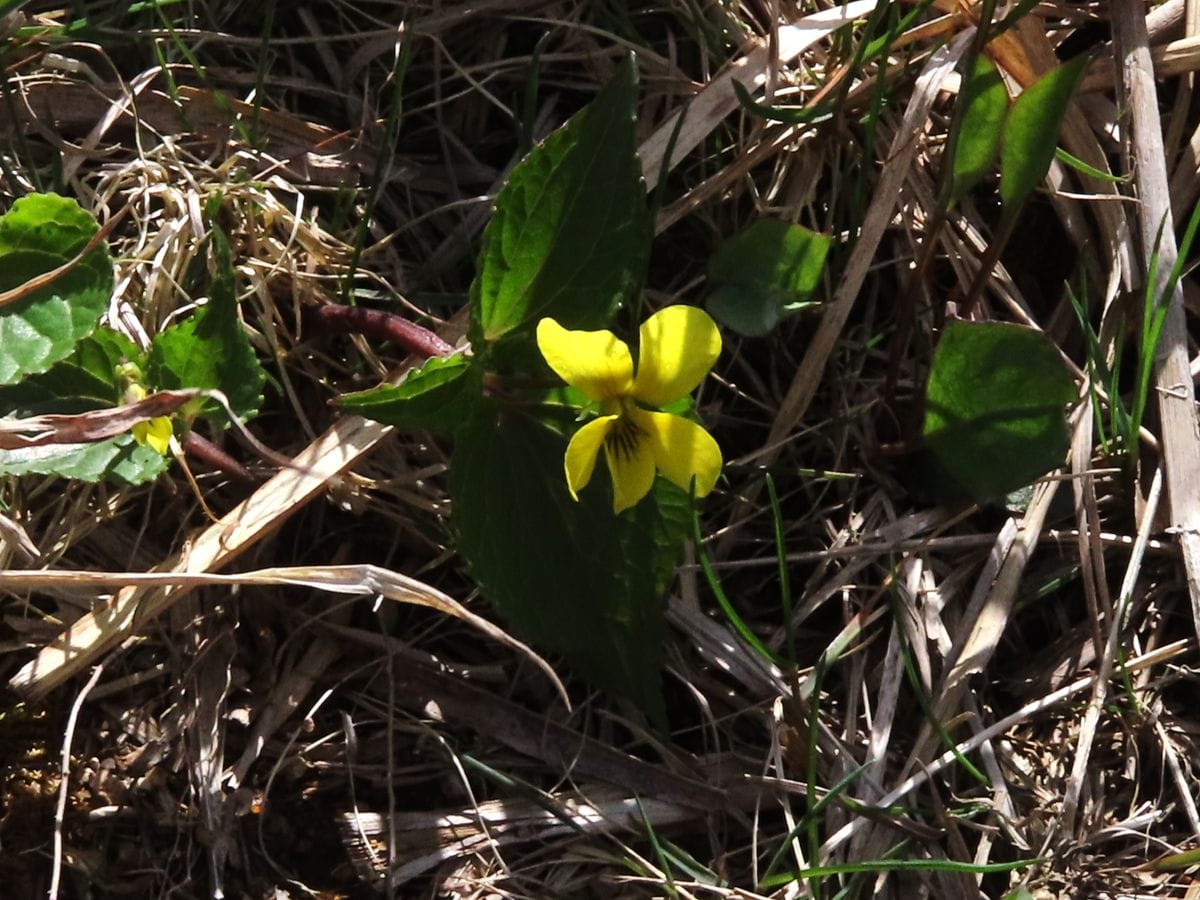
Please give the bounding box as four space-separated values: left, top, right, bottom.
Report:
537 318 634 402
132 417 173 455
633 305 721 407
638 410 722 497
603 416 657 513
565 415 616 500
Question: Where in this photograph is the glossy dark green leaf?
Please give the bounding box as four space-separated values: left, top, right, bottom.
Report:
451 404 690 722
1000 56 1086 209
706 219 831 336
338 354 479 432
921 320 1074 503
945 55 1007 207
470 56 649 343
0 193 113 385
147 227 265 425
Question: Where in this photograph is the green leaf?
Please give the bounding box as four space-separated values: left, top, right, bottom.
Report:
146 227 265 425
338 354 479 432
0 327 140 415
451 404 690 723
945 54 1008 207
921 320 1075 503
706 219 831 336
470 55 650 343
1000 56 1086 209
0 434 167 485
72 326 142 386
0 327 166 484
0 193 114 385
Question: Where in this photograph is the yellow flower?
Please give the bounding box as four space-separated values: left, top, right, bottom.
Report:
124 382 173 456
536 305 723 513
131 416 173 455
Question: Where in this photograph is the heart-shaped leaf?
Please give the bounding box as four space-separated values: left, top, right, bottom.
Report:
0 193 113 385
706 219 831 336
921 320 1075 503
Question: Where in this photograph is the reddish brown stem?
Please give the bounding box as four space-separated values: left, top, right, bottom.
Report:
310 304 454 358
182 431 257 484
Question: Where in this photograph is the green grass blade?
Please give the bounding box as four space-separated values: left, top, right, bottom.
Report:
758 856 1040 889
691 503 782 667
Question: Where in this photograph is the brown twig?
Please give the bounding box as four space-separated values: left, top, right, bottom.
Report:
310 303 455 359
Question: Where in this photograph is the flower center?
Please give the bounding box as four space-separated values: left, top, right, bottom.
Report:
604 408 645 462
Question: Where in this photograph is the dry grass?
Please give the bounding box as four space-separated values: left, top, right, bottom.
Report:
2 1 1200 897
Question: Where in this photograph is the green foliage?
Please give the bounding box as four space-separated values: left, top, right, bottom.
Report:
0 327 168 484
0 193 113 385
0 200 268 484
0 327 139 412
757 857 1038 890
451 405 689 723
1053 146 1127 184
0 328 140 416
0 194 170 485
0 434 168 485
945 54 1007 208
345 60 712 719
999 56 1086 210
921 320 1075 503
706 219 831 336
1076 201 1200 471
338 354 478 431
146 227 265 425
1130 200 1200 455
470 55 649 344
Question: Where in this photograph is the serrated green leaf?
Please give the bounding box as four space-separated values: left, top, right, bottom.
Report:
0 327 166 483
0 434 167 485
146 228 265 425
946 54 1007 207
706 219 831 337
921 320 1075 503
1000 56 1086 209
0 327 141 416
338 354 479 431
470 56 650 343
451 404 691 723
73 326 142 383
0 193 113 385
